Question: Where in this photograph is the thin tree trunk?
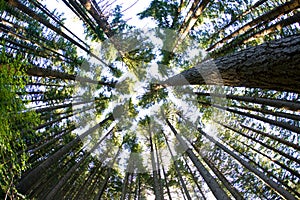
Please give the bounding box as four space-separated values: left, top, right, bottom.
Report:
179 0 210 40
222 138 300 198
17 114 113 194
75 164 104 200
44 126 114 200
121 172 129 200
219 12 300 56
199 101 300 134
161 34 300 93
161 162 172 200
28 0 89 48
134 174 140 200
26 65 115 87
149 129 163 200
195 91 300 112
207 0 300 51
163 131 193 200
24 125 76 153
197 127 297 200
234 136 300 180
216 121 300 165
184 162 207 200
202 156 243 200
231 104 300 122
154 140 163 198
165 119 230 200
28 126 76 154
241 123 300 151
210 0 268 42
7 0 90 54
94 147 121 200
127 173 134 200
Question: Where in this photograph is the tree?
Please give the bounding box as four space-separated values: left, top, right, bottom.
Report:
1 0 300 199
161 34 300 93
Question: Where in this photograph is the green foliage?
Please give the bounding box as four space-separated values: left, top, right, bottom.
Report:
138 84 168 108
138 0 180 28
0 53 39 199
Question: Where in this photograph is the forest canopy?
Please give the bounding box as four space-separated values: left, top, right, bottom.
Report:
0 0 299 199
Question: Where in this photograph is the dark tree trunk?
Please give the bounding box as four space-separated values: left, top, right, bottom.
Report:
165 119 230 200
44 127 113 200
195 91 300 111
17 114 113 194
198 101 300 133
149 130 163 200
162 34 300 93
207 0 300 51
184 162 207 200
197 128 297 200
216 121 300 165
163 131 193 200
240 124 300 151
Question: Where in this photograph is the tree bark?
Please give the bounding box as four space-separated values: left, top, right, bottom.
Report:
17 114 113 194
166 119 230 200
161 162 172 200
179 0 210 40
218 12 300 56
207 0 300 51
197 128 297 200
44 127 114 200
222 138 300 198
209 0 268 43
163 131 192 200
215 121 300 166
149 130 163 200
162 34 300 93
195 91 300 111
198 101 300 133
241 123 300 151
94 147 121 200
183 159 207 200
26 66 115 87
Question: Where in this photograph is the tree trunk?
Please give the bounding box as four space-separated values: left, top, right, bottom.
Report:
207 0 300 51
28 126 76 154
231 104 300 122
241 123 300 151
121 172 129 200
17 114 113 194
184 162 207 200
195 91 300 112
216 121 300 165
199 101 300 133
165 119 230 200
161 162 172 200
154 140 164 198
197 128 297 200
234 136 300 179
149 130 163 200
222 139 300 198
7 0 90 54
94 147 121 200
219 12 300 56
76 165 103 200
202 156 243 200
26 65 115 87
163 131 193 200
210 0 268 42
44 127 114 200
179 0 210 40
162 34 300 93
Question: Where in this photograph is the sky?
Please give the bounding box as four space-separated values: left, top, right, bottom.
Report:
42 1 217 199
